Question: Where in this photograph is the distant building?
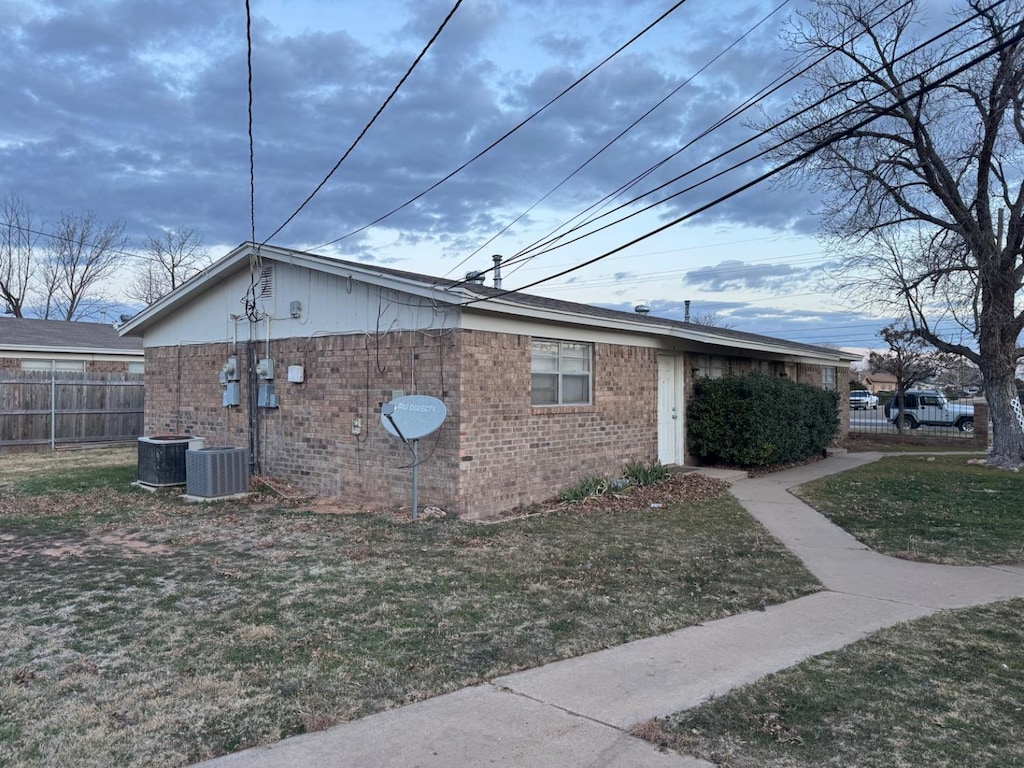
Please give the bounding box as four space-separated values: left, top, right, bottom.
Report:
0 317 144 373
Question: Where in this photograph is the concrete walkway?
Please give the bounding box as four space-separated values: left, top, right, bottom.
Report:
193 452 1024 768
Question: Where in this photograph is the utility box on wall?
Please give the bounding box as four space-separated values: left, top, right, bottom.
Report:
223 382 241 407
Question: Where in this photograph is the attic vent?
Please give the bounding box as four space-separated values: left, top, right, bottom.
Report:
259 264 274 298
465 270 486 285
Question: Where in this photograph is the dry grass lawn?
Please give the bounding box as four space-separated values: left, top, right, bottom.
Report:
0 448 821 768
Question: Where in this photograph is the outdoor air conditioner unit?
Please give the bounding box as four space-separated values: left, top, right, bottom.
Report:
138 435 206 487
185 447 250 498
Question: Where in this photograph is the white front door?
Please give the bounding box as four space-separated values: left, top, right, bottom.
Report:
657 354 684 465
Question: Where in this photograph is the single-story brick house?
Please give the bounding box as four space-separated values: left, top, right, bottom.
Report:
1 317 144 373
120 243 857 519
861 371 898 394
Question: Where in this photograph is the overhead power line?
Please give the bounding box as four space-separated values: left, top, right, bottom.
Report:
442 0 796 279
245 0 256 251
260 0 465 246
495 0 1000 277
456 17 1024 307
312 0 694 252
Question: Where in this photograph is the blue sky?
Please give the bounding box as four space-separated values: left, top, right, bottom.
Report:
1 0 970 349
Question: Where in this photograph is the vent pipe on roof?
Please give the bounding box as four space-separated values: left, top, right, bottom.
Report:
684 300 691 323
492 254 502 290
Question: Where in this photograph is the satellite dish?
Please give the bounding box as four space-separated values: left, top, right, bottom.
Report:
380 396 448 521
380 395 447 441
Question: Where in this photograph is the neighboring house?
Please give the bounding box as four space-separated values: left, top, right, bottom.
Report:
120 243 858 519
0 317 144 373
862 371 898 394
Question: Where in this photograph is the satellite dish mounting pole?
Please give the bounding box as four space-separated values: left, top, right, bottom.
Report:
410 440 420 520
380 396 447 523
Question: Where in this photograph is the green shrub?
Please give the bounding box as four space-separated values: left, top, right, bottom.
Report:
558 475 611 502
686 373 839 468
622 458 668 486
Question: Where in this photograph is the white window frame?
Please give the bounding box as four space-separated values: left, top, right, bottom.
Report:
821 366 837 391
20 358 85 372
531 339 592 406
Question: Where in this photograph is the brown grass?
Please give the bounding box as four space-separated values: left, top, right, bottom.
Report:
0 453 821 768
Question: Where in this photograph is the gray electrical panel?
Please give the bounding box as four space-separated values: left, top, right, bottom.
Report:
258 383 279 408
223 382 241 407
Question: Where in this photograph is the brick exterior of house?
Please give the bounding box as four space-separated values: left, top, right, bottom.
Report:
128 246 856 519
143 329 669 519
142 328 849 519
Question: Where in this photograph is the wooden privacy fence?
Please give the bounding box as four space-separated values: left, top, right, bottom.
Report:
0 370 145 450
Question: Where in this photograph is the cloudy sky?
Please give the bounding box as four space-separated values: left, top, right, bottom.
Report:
0 0 970 349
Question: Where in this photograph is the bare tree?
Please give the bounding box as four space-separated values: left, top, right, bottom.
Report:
869 323 955 432
0 194 37 317
771 0 1024 466
689 311 738 330
126 227 209 305
37 212 130 321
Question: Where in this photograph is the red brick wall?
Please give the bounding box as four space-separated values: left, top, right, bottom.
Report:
144 332 458 511
144 343 245 442
454 331 658 518
143 330 846 518
143 329 660 518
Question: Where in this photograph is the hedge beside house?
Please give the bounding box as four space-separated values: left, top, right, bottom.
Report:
687 373 839 467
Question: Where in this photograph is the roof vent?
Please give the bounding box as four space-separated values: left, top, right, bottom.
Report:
465 270 486 285
634 304 651 314
259 264 274 298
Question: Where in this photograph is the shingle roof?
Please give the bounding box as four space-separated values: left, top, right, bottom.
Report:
317 253 847 359
0 317 143 353
122 242 858 362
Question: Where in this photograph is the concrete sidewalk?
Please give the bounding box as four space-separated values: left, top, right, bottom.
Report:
193 452 1024 768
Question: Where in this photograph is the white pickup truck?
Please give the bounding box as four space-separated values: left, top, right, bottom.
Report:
883 389 975 432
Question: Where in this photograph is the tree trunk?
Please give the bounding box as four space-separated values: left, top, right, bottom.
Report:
980 333 1024 467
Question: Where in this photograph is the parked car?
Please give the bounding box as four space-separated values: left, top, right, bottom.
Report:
849 390 879 409
883 389 975 432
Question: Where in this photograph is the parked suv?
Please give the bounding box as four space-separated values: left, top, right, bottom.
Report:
849 390 879 409
883 389 975 432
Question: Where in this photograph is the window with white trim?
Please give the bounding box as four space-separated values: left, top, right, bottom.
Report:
531 339 592 406
20 359 85 372
821 366 837 391
128 361 145 374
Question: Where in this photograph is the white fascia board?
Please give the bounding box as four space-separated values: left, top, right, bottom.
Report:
119 243 255 336
461 298 855 363
276 249 460 304
2 345 144 358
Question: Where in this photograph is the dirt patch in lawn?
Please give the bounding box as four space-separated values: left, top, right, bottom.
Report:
0 532 172 562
